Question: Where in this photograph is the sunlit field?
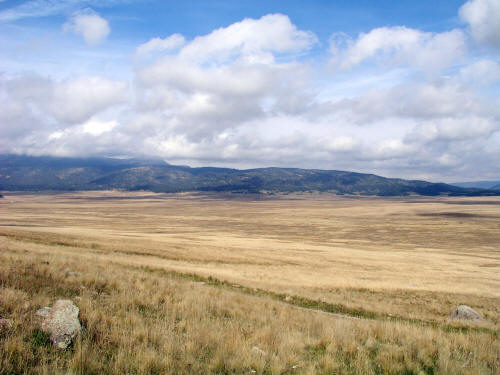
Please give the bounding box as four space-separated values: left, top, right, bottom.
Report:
1 191 499 374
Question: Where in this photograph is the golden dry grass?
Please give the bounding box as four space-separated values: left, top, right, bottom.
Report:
0 191 499 374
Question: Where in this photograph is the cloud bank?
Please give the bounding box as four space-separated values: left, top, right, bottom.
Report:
1 5 500 181
330 27 466 73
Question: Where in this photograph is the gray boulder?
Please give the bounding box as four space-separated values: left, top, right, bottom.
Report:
449 305 482 321
41 300 81 349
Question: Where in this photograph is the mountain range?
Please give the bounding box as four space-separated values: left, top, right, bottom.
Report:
1 154 499 197
451 180 500 190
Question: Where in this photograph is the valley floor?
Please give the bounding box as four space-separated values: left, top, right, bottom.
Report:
0 192 499 374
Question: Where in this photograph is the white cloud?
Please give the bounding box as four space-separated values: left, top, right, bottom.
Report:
48 131 64 140
408 117 498 143
459 59 500 85
51 76 127 123
437 153 459 167
136 34 186 56
0 0 123 22
331 26 466 72
63 10 110 46
83 119 117 136
134 14 316 141
460 0 500 48
323 136 359 152
313 81 489 125
177 13 318 63
366 139 417 160
0 74 128 141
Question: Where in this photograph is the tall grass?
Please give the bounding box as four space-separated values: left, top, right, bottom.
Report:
1 249 498 375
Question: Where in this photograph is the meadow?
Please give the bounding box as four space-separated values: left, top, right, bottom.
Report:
0 191 499 374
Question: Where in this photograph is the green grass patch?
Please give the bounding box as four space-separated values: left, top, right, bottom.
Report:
30 329 51 348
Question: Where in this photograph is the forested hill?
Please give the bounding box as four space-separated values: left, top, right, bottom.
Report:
0 155 498 196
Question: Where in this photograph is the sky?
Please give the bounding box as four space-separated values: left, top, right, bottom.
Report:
0 0 499 182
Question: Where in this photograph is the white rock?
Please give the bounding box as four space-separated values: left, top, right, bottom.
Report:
449 305 482 321
41 300 81 349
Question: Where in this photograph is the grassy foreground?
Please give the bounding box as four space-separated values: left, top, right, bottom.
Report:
1 247 498 375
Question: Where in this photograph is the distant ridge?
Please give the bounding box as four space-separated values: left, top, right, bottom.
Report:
451 180 500 189
1 154 499 197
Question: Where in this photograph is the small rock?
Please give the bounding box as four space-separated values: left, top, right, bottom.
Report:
251 346 266 356
449 305 482 321
41 300 81 349
0 318 12 329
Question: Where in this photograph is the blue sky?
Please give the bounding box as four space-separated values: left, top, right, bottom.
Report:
0 0 467 37
0 0 499 181
99 0 465 42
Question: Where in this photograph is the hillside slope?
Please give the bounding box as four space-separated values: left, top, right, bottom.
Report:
0 154 498 196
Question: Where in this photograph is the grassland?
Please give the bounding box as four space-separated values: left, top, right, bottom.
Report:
0 191 499 374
